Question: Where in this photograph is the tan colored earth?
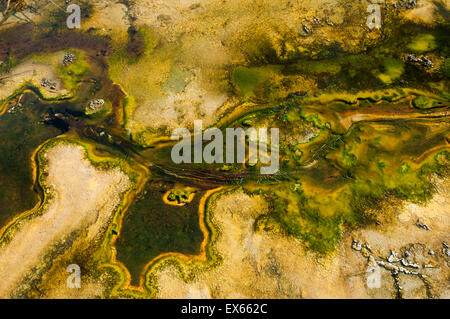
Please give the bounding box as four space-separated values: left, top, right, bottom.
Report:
0 59 70 102
0 143 130 298
154 181 449 299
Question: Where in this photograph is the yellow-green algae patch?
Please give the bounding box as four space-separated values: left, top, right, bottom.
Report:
376 58 405 85
253 116 449 253
27 50 90 94
407 34 437 53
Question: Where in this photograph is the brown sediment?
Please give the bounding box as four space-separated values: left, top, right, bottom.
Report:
105 84 126 125
0 24 110 62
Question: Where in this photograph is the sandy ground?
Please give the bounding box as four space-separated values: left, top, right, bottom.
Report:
402 0 449 24
0 143 130 298
154 180 449 299
0 59 70 102
350 178 450 298
80 1 130 35
126 0 373 132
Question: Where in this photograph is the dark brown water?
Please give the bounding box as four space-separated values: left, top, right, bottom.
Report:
0 94 64 227
115 182 205 286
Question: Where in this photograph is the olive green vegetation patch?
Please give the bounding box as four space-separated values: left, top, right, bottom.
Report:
290 60 342 75
107 26 160 82
0 55 14 73
440 58 450 78
342 54 377 69
56 51 90 92
256 188 343 254
122 96 137 129
135 25 160 57
412 96 446 109
232 66 265 98
407 34 437 53
253 115 449 254
435 150 449 166
231 65 284 99
376 58 404 84
115 187 204 286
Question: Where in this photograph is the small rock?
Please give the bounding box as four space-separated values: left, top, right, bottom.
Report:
302 24 310 34
86 98 106 115
41 78 56 89
388 250 400 263
352 239 362 251
407 54 421 63
406 0 416 9
63 53 77 66
416 218 430 230
421 56 433 68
